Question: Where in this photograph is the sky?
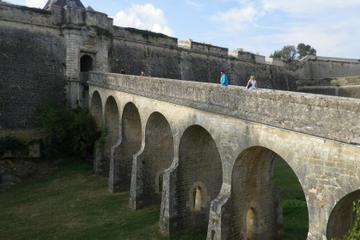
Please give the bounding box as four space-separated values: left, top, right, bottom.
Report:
4 0 360 58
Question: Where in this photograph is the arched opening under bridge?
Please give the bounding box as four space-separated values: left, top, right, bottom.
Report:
327 190 360 240
229 146 308 240
176 125 223 237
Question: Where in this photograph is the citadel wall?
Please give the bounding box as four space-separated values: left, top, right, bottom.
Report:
0 3 66 129
295 56 360 98
110 28 295 90
0 1 359 132
295 56 360 80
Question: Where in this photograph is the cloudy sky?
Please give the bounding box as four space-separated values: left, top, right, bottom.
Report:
5 0 360 58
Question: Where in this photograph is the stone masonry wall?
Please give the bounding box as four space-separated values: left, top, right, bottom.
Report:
140 113 174 205
177 125 222 231
295 56 360 80
90 79 360 239
89 72 360 145
0 16 66 129
110 28 296 90
110 39 181 79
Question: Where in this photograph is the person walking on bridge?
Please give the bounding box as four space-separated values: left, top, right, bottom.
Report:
246 75 257 90
220 71 229 87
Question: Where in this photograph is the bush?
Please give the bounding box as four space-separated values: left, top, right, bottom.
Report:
344 200 360 240
40 105 100 158
0 135 26 158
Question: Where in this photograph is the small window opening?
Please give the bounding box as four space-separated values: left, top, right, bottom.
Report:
246 207 256 240
193 186 202 211
155 171 165 194
80 55 93 72
158 173 163 193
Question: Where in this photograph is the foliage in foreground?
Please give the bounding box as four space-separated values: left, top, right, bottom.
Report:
344 200 360 240
0 135 26 158
40 106 100 158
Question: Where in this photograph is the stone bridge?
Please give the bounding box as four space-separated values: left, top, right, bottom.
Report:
88 72 360 240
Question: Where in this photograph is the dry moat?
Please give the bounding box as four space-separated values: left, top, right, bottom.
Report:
0 158 307 240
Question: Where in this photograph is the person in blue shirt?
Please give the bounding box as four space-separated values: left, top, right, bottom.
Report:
219 71 229 87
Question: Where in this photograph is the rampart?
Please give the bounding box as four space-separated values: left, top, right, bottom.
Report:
295 55 360 80
1 0 359 132
0 3 66 129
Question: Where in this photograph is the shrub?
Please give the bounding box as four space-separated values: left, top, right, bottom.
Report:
40 105 100 158
0 135 26 158
344 200 360 240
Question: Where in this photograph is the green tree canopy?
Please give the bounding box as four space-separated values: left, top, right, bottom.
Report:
270 43 317 62
297 43 317 59
270 45 297 62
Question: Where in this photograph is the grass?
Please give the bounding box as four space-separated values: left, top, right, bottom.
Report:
0 159 204 240
274 159 309 240
0 158 307 240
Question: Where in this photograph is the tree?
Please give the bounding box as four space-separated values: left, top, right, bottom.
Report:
270 45 297 63
297 43 316 59
270 50 282 59
270 43 317 62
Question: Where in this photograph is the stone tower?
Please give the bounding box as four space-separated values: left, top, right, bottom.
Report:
44 0 113 108
44 0 85 9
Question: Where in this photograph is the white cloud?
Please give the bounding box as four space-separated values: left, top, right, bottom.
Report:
25 0 47 8
113 3 174 36
210 0 360 57
186 0 203 9
249 16 360 58
262 0 360 14
211 5 258 31
279 20 360 57
4 0 47 8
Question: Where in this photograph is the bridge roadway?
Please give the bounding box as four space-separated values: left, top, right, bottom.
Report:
88 72 360 240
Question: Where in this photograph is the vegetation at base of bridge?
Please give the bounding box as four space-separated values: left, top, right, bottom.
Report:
274 159 308 240
0 158 310 240
344 201 360 240
0 135 26 158
40 105 100 158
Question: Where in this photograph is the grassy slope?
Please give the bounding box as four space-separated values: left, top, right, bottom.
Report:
0 159 307 240
0 160 204 240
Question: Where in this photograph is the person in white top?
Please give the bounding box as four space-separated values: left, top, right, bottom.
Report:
246 75 257 90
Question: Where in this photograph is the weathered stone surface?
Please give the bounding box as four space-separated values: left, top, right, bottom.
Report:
89 73 360 240
89 72 360 145
0 0 296 132
295 56 360 80
2 1 360 239
0 22 66 129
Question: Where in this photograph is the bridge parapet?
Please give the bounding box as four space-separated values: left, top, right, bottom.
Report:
88 72 360 145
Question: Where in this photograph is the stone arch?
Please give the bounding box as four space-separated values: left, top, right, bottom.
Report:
103 96 119 176
80 54 93 72
90 91 102 128
177 125 223 233
138 112 174 206
327 190 360 240
229 146 308 240
116 102 142 191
